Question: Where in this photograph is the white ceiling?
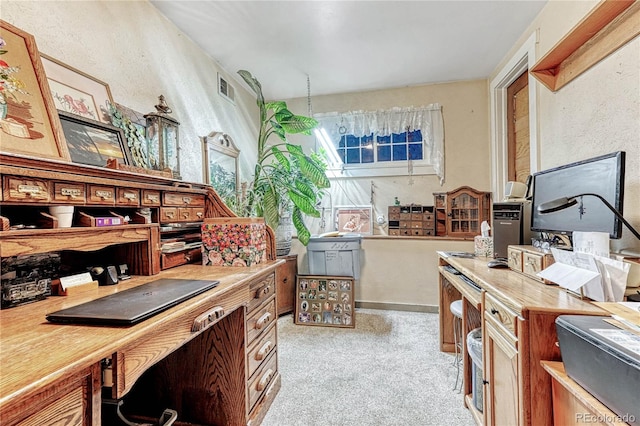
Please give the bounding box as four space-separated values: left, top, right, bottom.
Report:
150 1 548 100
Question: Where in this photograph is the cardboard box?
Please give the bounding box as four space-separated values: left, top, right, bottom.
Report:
201 218 267 267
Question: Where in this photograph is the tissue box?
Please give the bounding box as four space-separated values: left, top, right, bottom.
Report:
474 236 493 257
201 218 267 267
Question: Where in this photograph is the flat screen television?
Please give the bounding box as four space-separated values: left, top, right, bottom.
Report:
530 151 626 239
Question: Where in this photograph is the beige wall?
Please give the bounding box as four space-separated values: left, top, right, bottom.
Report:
493 0 640 254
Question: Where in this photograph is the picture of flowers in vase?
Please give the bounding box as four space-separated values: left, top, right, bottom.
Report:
0 35 31 139
0 36 29 120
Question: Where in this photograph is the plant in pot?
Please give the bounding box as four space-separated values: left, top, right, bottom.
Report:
238 70 330 254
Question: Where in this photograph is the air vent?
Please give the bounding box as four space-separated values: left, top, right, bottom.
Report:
218 73 235 104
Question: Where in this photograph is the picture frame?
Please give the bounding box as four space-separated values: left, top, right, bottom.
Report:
201 131 240 211
0 20 70 161
108 102 150 169
58 110 131 167
40 53 114 124
294 275 355 328
333 205 373 235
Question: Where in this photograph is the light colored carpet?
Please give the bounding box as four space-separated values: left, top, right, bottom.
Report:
261 309 476 426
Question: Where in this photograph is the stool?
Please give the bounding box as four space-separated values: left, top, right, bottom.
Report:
450 299 463 392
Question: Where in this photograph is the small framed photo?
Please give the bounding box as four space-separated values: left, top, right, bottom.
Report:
294 275 355 328
58 110 131 167
40 54 114 124
333 205 373 235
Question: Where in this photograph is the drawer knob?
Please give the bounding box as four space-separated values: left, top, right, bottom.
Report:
191 306 225 332
255 312 272 329
490 308 499 315
256 286 271 298
257 368 274 391
482 379 489 385
256 340 273 361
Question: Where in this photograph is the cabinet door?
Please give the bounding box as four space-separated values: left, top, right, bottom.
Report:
276 255 297 315
484 320 520 426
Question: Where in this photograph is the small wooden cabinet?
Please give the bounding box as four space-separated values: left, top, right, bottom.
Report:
433 186 491 237
276 254 298 315
387 205 435 236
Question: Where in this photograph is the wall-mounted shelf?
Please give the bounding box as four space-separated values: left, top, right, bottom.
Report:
530 0 640 91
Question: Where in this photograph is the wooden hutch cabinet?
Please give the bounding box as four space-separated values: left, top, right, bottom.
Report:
434 186 491 237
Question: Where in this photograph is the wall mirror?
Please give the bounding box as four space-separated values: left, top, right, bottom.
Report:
201 131 240 211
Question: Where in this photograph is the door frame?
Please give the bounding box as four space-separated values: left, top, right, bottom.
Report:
490 32 540 201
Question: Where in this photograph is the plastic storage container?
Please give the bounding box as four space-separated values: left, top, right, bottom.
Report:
307 235 362 279
467 327 483 412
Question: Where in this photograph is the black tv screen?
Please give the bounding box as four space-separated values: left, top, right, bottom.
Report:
530 151 625 239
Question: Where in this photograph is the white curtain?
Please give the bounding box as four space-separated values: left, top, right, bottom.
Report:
314 104 445 184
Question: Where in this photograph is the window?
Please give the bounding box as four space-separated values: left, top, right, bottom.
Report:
314 105 444 182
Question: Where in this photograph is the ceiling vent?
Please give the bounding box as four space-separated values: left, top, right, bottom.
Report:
218 73 235 104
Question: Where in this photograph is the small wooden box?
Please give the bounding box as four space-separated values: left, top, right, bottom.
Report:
508 245 555 284
201 217 267 267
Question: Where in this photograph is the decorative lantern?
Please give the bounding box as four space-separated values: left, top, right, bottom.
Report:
145 95 181 179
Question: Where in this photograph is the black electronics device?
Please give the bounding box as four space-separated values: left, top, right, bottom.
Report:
90 266 119 286
531 151 625 239
46 278 220 325
556 315 639 425
492 202 532 259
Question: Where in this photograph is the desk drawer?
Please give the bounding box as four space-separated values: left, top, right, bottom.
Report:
113 285 247 398
248 351 277 412
247 322 277 380
4 176 50 203
163 192 205 207
507 247 523 271
52 181 85 204
247 298 276 344
87 185 116 205
484 293 518 339
248 273 275 312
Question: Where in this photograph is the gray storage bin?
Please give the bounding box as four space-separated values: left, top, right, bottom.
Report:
467 327 483 412
307 235 362 279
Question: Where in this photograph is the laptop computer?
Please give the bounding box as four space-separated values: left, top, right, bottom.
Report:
46 278 219 326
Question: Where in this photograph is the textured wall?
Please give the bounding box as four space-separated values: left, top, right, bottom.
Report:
493 0 640 253
2 0 261 184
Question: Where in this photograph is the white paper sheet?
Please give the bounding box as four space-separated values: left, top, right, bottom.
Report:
572 231 610 258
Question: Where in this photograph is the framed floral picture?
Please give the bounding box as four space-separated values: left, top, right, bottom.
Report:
333 205 373 235
0 20 70 161
40 53 114 124
58 110 131 167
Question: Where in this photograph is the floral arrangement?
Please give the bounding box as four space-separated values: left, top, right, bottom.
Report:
0 37 29 111
201 221 267 267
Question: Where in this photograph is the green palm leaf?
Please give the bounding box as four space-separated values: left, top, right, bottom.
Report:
292 208 311 246
289 189 320 217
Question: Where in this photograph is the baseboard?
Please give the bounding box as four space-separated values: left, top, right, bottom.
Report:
355 301 439 314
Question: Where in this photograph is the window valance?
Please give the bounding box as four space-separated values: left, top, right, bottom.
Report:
314 104 444 184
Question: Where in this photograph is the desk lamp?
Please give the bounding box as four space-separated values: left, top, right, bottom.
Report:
537 192 640 240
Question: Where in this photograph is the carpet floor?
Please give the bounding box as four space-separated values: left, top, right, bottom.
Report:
261 309 476 426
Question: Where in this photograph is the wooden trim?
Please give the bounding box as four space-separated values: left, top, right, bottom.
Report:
530 0 640 91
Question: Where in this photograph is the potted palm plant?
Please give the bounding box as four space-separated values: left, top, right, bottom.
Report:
238 70 330 250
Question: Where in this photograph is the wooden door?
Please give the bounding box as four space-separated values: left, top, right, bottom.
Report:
507 71 530 184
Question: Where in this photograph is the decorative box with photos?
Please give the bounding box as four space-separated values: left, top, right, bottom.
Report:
294 275 355 328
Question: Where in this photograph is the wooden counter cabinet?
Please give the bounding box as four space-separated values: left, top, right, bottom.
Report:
437 252 605 426
276 254 298 315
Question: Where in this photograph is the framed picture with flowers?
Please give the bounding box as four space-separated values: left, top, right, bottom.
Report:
40 53 114 124
0 20 70 161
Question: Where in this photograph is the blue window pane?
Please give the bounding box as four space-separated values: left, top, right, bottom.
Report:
408 129 422 142
338 136 346 148
346 135 359 148
346 148 360 164
378 145 391 161
392 132 407 143
408 143 423 160
337 148 346 163
377 135 391 145
393 144 407 161
362 147 374 163
361 133 373 147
